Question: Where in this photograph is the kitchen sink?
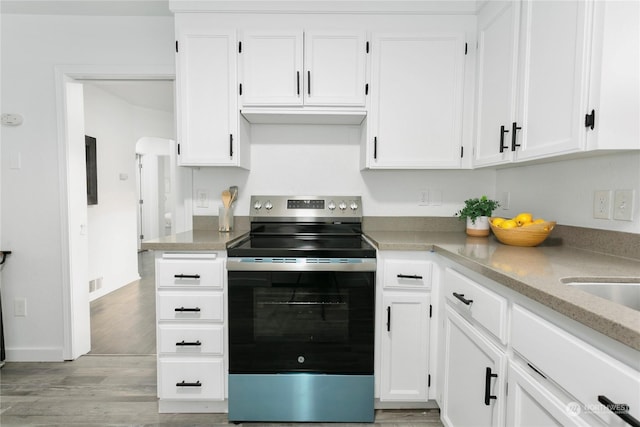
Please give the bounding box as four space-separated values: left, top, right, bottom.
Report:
562 278 640 311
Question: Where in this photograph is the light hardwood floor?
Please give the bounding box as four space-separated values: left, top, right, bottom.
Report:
0 251 444 426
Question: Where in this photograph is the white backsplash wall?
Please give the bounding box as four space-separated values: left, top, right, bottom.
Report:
496 152 640 233
192 124 497 218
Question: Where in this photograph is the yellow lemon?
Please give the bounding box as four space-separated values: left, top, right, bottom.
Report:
500 219 518 229
492 217 505 227
532 218 545 224
514 212 533 226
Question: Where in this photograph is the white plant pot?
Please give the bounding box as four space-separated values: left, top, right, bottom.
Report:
466 216 490 237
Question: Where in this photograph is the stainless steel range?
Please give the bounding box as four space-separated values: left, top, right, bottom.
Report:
226 195 376 423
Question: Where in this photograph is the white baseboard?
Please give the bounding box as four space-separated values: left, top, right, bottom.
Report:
5 346 65 362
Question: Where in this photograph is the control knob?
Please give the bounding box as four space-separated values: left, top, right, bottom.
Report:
350 201 359 211
265 200 273 210
253 200 262 210
338 201 347 211
328 200 336 211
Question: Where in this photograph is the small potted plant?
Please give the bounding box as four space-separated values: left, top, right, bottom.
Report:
455 196 500 237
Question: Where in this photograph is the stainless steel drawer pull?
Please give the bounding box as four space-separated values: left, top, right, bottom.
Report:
176 381 202 387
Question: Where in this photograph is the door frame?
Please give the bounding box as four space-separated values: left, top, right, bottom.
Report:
54 64 189 360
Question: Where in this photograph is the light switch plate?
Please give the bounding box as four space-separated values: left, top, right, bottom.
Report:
613 190 634 221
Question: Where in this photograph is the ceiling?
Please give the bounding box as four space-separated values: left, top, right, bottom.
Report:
83 80 174 113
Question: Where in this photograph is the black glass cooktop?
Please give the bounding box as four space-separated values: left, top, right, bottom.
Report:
227 222 376 258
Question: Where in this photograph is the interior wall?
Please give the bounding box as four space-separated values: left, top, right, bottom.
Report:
496 152 640 233
191 124 498 218
0 13 174 361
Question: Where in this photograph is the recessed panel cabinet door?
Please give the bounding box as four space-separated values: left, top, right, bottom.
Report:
474 1 520 167
369 33 466 169
304 31 367 106
240 31 303 106
379 292 430 401
176 30 239 166
442 305 506 427
514 0 591 161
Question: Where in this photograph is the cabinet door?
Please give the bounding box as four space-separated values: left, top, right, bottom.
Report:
474 1 520 167
506 362 598 427
368 33 466 169
303 31 367 106
442 305 506 427
240 31 303 106
175 29 239 166
513 0 591 161
379 291 430 401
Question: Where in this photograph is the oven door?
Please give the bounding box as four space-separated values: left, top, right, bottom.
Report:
228 269 375 375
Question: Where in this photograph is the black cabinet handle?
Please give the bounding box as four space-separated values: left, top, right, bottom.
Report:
174 307 201 312
0 251 11 265
297 71 300 95
585 109 596 130
229 134 234 157
499 125 509 153
397 274 423 280
174 274 200 279
373 137 378 159
176 380 202 387
484 367 498 406
386 306 391 332
511 122 521 151
176 340 202 346
453 292 473 305
598 395 640 427
307 70 311 95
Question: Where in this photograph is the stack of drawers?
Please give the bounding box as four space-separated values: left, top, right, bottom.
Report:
155 251 227 413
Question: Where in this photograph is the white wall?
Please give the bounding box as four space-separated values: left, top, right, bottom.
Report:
496 152 640 233
83 84 174 301
0 14 174 361
192 124 497 217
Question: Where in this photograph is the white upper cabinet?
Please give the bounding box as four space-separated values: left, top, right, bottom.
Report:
513 0 591 161
474 1 520 167
474 0 593 166
239 30 367 108
366 33 467 169
175 20 248 167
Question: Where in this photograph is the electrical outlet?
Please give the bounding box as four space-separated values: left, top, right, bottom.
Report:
196 189 209 208
14 298 27 317
419 190 429 206
593 190 612 219
500 192 510 210
613 190 634 221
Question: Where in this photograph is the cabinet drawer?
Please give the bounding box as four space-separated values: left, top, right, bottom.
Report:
158 324 223 355
512 305 640 426
157 257 223 288
158 358 225 400
158 291 223 321
383 259 432 289
444 268 507 343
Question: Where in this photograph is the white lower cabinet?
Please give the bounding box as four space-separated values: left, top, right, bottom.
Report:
506 362 597 427
377 251 433 403
441 305 506 427
155 251 227 413
380 291 430 401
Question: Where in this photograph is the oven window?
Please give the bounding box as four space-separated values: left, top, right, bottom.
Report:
229 271 375 374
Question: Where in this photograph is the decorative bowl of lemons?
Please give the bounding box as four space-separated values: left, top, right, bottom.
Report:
489 213 556 247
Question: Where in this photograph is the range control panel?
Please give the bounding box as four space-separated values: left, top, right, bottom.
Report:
250 195 362 220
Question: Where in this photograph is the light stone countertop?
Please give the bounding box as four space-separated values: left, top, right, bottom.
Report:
366 230 640 351
142 228 640 351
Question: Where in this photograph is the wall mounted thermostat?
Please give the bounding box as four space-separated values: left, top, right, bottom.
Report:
1 113 24 126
